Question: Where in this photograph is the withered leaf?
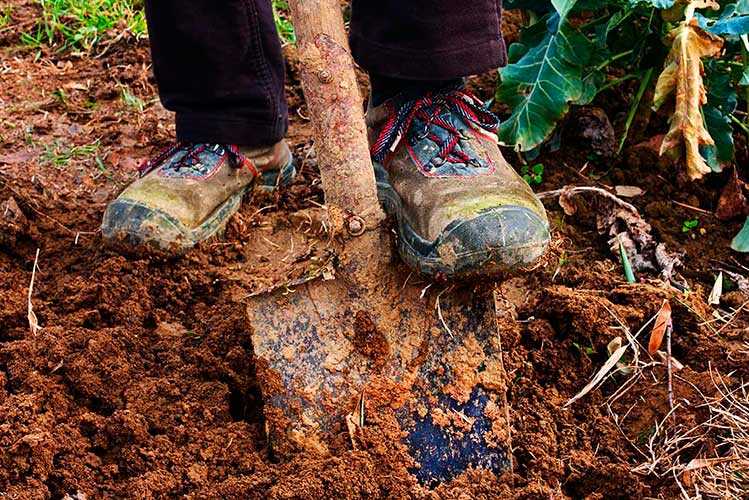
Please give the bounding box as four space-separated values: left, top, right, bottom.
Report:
559 188 578 215
653 18 724 180
544 187 683 283
716 168 749 221
602 208 682 283
615 185 645 198
648 299 672 355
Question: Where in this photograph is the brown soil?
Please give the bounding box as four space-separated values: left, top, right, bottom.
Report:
1 3 748 498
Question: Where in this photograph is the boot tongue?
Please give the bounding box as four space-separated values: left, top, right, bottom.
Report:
368 86 500 173
162 144 227 178
409 113 494 177
138 143 230 180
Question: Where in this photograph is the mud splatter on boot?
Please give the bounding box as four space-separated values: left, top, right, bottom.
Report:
367 86 550 279
101 140 295 252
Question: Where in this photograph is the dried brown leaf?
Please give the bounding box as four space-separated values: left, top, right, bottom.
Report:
614 185 644 198
558 188 578 215
542 186 683 282
27 248 41 335
564 343 628 407
648 299 672 355
653 18 724 180
716 168 749 221
607 336 633 375
601 208 682 282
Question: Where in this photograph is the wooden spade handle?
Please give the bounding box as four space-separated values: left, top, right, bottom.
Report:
287 0 385 231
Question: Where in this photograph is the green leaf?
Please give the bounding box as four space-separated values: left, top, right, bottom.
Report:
731 217 749 252
507 42 529 64
578 69 605 105
740 66 749 86
633 0 676 8
682 218 699 232
699 2 749 37
702 63 737 169
702 107 734 170
551 0 577 17
497 6 593 151
619 238 636 283
707 15 749 36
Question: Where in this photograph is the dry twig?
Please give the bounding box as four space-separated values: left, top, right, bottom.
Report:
27 248 41 335
537 185 639 214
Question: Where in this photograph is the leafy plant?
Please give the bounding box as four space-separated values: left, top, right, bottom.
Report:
500 0 749 250
521 163 545 184
498 0 593 151
682 217 700 232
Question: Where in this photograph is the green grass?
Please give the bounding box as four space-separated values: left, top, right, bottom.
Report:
21 0 147 52
120 84 145 112
0 5 13 29
272 0 295 45
20 0 291 52
41 139 100 168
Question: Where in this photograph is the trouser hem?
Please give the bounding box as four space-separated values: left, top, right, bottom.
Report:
350 35 507 80
175 112 288 147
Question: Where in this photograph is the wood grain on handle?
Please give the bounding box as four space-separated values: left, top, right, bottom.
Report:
287 0 385 229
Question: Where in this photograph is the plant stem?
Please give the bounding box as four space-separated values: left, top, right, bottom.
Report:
618 67 654 153
595 49 634 72
742 38 749 126
597 74 637 93
666 320 674 419
730 114 749 138
579 12 612 30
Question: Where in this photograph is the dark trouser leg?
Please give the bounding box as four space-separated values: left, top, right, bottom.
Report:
349 0 506 80
144 0 287 147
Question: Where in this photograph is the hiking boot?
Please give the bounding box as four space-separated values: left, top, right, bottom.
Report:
367 86 550 279
101 141 295 252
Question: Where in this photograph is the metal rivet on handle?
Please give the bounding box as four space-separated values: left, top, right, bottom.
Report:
347 216 365 236
317 69 333 83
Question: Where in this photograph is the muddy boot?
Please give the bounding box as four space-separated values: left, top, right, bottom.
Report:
101 141 295 252
368 85 550 279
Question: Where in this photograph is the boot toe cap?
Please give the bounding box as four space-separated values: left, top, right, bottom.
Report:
101 198 190 251
432 205 550 278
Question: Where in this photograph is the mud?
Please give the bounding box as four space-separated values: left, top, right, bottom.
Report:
1 2 749 498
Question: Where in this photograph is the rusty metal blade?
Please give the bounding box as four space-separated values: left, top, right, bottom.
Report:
246 262 511 486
